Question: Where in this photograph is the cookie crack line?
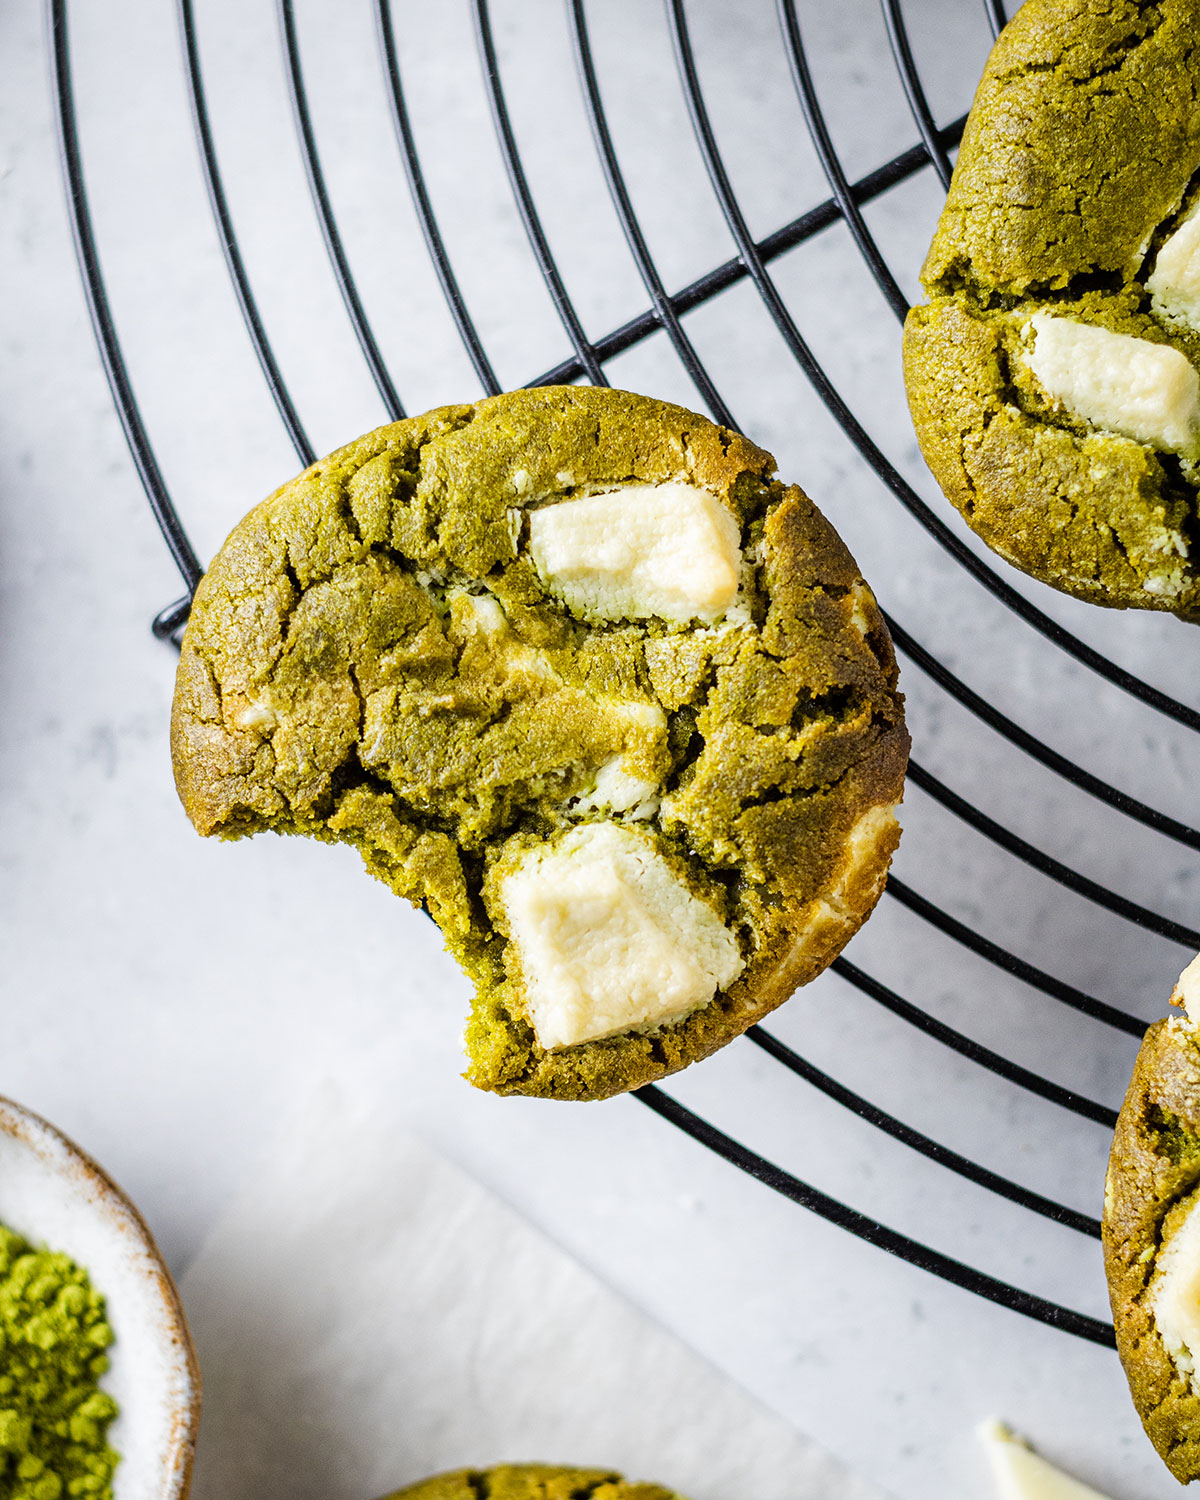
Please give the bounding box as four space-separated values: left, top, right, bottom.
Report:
995 0 1165 90
173 387 907 1101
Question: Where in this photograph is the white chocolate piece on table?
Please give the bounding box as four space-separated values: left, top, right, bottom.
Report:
1022 312 1200 454
529 482 742 624
501 823 744 1050
978 1420 1115 1500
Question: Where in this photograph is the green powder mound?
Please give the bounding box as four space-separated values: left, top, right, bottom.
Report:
173 387 908 1100
903 0 1200 615
379 1463 686 1500
0 1225 118 1500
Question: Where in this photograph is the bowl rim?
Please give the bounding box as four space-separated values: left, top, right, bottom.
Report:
0 1092 202 1500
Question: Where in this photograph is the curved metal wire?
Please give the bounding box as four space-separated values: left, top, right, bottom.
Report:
47 0 203 602
54 0 1156 1343
880 0 954 189
907 760 1200 949
178 0 315 469
888 615 1200 854
636 1084 1117 1347
885 876 1147 1037
983 0 1009 42
776 0 909 320
277 0 405 420
567 0 736 427
375 0 501 398
746 1025 1101 1236
531 117 969 387
473 0 607 387
832 958 1119 1128
152 596 195 644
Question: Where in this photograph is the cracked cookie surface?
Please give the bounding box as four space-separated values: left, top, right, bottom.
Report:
378 1464 684 1500
1104 960 1200 1481
171 386 908 1101
903 0 1200 614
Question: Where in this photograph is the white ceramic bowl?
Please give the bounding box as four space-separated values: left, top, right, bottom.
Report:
0 1095 200 1500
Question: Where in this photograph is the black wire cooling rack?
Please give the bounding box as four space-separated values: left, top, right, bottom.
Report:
47 0 1200 1352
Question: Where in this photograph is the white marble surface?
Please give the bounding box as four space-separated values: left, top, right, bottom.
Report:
181 1090 886 1500
1 1 1198 1498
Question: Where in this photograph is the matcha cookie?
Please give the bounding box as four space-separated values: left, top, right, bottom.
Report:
171 386 907 1100
904 0 1200 614
377 1465 685 1500
1104 953 1200 1480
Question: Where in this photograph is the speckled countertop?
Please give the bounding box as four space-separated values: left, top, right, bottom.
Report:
1 2 1197 1498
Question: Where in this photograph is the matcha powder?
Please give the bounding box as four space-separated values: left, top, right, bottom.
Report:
0 1225 118 1500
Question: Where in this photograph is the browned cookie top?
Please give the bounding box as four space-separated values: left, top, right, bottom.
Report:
172 386 907 1100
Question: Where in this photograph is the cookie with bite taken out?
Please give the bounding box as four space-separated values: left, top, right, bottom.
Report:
171 386 908 1100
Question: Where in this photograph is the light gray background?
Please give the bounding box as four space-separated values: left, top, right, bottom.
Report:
1 1 1198 1498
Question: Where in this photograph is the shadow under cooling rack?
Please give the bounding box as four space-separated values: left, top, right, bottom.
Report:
48 0 1200 1350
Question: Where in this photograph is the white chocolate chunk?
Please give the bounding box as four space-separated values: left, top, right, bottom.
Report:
611 699 667 738
849 581 877 638
1022 312 1200 454
528 482 742 624
1149 211 1200 331
978 1421 1115 1500
570 756 660 818
450 589 561 688
1143 568 1186 598
570 696 666 816
232 698 277 733
501 823 744 1050
460 591 507 633
1153 1193 1200 1377
571 700 666 816
1173 950 1200 1024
